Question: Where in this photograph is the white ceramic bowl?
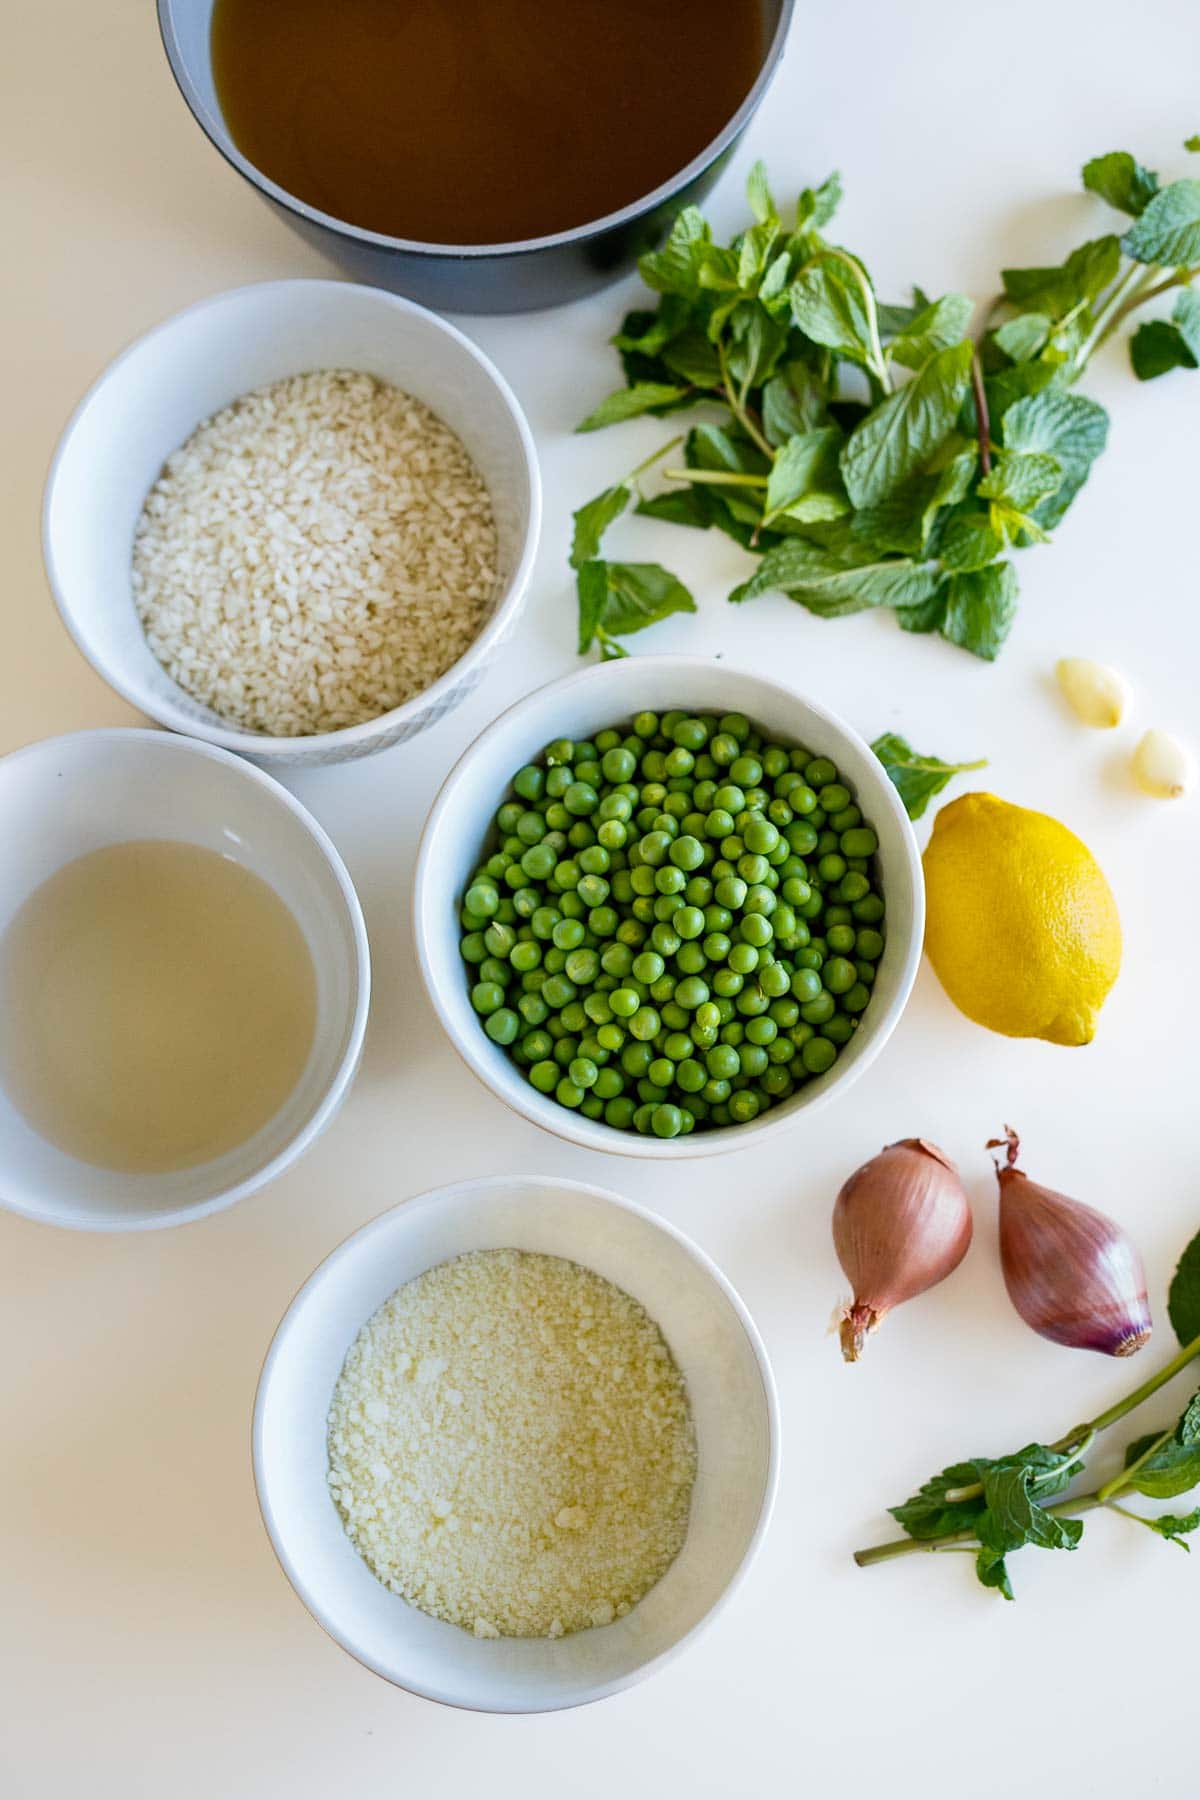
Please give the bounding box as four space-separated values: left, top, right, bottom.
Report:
0 729 369 1230
42 280 541 769
414 656 924 1159
253 1175 778 1711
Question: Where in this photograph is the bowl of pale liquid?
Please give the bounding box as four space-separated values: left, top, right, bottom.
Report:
0 729 369 1230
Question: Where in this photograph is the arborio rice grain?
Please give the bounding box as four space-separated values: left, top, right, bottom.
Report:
327 1250 697 1639
132 370 499 737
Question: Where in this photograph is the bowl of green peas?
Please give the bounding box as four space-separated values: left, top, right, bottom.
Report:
414 656 924 1156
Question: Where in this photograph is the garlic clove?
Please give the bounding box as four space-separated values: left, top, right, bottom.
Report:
1055 657 1130 729
1132 728 1194 800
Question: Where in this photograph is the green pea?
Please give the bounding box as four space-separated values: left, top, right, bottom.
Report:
465 882 499 918
743 817 780 855
483 1008 519 1046
838 871 870 903
706 1044 740 1081
759 960 792 999
818 852 847 882
841 827 878 858
471 981 505 1015
800 991 836 1025
629 1007 660 1042
729 1089 760 1124
529 1059 558 1092
650 1104 682 1139
542 974 577 1009
827 924 857 955
740 913 773 949
801 1037 837 1075
605 1096 637 1129
728 942 758 976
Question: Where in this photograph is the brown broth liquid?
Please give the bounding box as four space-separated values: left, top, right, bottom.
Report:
211 0 768 245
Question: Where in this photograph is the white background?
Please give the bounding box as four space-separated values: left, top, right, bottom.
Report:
2 2 1198 1792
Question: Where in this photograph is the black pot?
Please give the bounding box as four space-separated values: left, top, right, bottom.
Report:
157 0 795 316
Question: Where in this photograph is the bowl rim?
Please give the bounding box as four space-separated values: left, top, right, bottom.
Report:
157 0 796 261
41 278 543 759
251 1173 782 1712
0 726 371 1231
413 654 925 1159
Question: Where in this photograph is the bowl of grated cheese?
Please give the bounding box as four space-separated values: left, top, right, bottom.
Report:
253 1175 779 1711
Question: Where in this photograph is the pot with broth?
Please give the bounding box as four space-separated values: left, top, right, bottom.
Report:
211 0 770 247
158 0 792 309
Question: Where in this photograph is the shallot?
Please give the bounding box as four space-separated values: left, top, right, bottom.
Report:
989 1127 1151 1356
833 1139 973 1361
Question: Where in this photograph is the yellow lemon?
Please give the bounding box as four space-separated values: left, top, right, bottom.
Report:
922 792 1121 1045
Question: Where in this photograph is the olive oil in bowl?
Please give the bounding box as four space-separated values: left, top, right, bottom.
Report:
0 840 317 1173
210 0 768 246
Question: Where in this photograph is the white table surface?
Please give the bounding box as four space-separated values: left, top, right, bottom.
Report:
3 3 1197 1792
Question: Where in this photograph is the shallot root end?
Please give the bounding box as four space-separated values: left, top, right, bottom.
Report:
839 1302 881 1363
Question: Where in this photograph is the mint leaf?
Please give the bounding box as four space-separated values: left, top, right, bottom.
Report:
1000 390 1109 527
570 484 631 568
737 221 781 289
1123 179 1200 266
1169 1224 1200 1346
576 559 696 653
975 1548 1015 1600
1144 1507 1200 1548
940 562 1018 660
877 287 933 336
1129 290 1200 380
577 382 690 433
661 328 723 387
851 449 976 556
796 172 842 234
888 1459 991 1539
725 300 789 390
840 341 975 507
762 361 828 445
612 298 690 361
764 427 848 524
1131 319 1198 379
992 313 1052 363
1001 236 1121 319
978 450 1063 513
888 293 974 371
789 258 874 364
733 539 944 617
746 161 778 226
870 733 986 820
1124 1426 1200 1500
977 1464 1084 1555
1188 136 1200 154
638 207 711 297
1082 151 1160 217
634 487 715 530
938 509 1006 572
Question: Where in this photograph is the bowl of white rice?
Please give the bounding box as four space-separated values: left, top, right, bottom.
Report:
254 1175 779 1711
43 280 541 768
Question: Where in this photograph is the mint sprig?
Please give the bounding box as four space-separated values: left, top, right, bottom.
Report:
853 1225 1200 1598
572 140 1200 661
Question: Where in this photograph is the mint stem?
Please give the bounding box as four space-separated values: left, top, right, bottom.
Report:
969 349 993 476
852 1332 1200 1565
